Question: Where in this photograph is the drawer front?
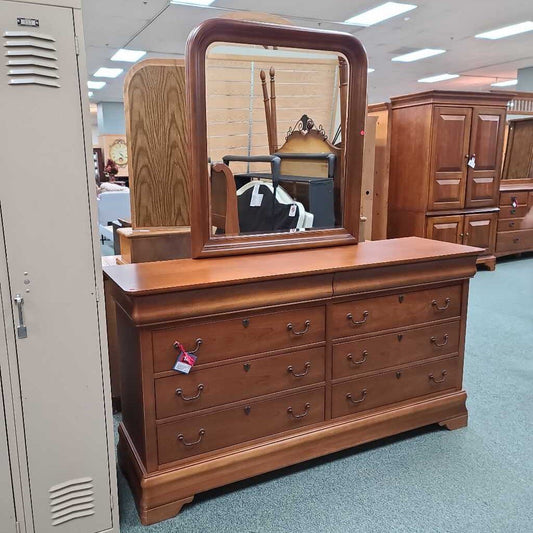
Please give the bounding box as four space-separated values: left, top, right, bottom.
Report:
500 191 528 206
496 229 533 253
155 347 325 419
332 320 460 379
157 387 325 463
152 306 326 373
330 285 462 339
331 356 459 418
499 205 529 219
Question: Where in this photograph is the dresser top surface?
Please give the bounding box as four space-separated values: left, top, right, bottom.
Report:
103 237 481 295
500 180 533 192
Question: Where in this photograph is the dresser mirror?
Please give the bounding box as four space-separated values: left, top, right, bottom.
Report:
186 18 367 257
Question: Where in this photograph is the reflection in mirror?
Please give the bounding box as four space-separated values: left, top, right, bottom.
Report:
205 43 348 237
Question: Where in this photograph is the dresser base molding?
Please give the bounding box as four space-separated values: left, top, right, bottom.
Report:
118 391 467 525
476 254 496 271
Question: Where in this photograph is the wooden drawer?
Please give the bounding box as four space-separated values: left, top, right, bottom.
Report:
497 216 533 232
496 229 533 253
155 347 325 419
330 285 462 340
500 191 528 206
498 205 529 219
331 356 459 418
332 320 460 379
157 387 325 463
152 306 326 373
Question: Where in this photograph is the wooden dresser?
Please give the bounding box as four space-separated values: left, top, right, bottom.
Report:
104 237 480 525
495 180 533 257
387 91 509 270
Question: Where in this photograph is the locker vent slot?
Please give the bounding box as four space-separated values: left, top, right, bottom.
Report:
49 477 95 526
3 30 60 87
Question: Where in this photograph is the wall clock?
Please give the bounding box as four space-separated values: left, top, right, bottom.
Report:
109 138 128 167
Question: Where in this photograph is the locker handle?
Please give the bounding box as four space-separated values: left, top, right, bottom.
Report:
13 294 27 339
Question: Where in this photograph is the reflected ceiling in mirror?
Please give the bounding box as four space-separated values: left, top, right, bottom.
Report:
186 19 367 257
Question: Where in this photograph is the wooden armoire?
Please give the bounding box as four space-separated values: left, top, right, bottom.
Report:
387 91 510 270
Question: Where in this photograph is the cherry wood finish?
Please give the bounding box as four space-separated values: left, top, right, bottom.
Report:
495 179 533 258
185 19 367 257
105 238 480 524
502 118 533 180
388 91 509 270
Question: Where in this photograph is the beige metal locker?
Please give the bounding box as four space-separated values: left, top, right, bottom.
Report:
0 1 118 531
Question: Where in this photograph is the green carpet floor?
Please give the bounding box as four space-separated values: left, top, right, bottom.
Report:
116 254 533 533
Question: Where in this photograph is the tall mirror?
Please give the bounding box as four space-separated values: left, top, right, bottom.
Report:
186 19 367 257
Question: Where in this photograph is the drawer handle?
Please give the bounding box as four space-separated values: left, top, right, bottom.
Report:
430 334 449 348
287 362 311 377
177 428 205 447
513 237 520 243
346 389 367 404
173 338 203 354
429 370 448 384
347 350 368 365
509 222 515 227
175 384 204 401
287 320 311 336
287 402 311 419
346 310 369 326
432 297 450 311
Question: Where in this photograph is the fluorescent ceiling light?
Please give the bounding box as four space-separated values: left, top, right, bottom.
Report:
169 0 216 6
111 49 146 62
345 2 417 26
476 21 533 39
94 67 123 78
368 68 375 73
392 48 445 62
491 79 518 87
88 80 106 89
418 73 459 83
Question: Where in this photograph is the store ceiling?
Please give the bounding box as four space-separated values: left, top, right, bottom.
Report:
81 0 533 104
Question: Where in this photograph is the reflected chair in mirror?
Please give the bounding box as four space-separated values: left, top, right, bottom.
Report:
211 163 239 235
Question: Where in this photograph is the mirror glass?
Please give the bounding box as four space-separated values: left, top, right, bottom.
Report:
205 42 348 237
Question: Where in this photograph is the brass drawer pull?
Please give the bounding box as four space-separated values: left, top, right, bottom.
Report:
346 389 367 404
287 320 310 336
175 384 204 401
513 237 520 243
287 402 311 419
509 222 515 228
432 297 450 311
347 350 368 365
173 338 203 354
430 334 449 348
287 362 311 377
177 428 205 447
429 370 448 384
346 310 369 326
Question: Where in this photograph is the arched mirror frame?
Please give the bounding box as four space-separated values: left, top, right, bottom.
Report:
186 18 367 258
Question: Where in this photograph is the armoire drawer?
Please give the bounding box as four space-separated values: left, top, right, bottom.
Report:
152 306 326 373
157 387 325 464
332 320 460 379
329 285 462 339
496 218 532 232
496 229 533 253
498 205 529 219
155 346 325 419
499 191 528 206
331 356 460 418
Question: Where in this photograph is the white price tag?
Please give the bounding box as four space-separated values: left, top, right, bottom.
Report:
289 204 297 217
173 361 192 374
250 183 263 207
467 156 476 169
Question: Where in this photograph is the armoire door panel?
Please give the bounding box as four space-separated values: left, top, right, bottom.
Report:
463 212 497 253
429 107 472 210
465 108 505 208
426 215 464 244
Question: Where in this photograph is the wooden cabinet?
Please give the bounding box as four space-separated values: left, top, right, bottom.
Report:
105 237 479 525
426 211 497 252
495 180 533 257
388 91 509 271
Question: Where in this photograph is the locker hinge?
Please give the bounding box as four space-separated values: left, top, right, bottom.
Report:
74 35 80 56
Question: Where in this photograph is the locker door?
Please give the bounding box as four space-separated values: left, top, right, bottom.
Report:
0 2 113 532
0 380 18 533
